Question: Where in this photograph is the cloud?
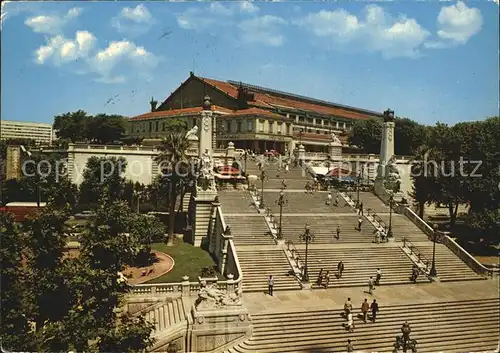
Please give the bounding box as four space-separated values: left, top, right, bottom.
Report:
33 29 160 84
34 30 96 65
295 5 432 58
238 15 288 46
177 2 258 30
239 1 259 14
89 40 160 82
436 1 482 44
111 4 155 36
25 7 82 35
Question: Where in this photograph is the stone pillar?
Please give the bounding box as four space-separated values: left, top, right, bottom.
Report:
181 275 190 297
226 274 235 293
298 144 305 163
377 109 395 179
200 111 214 159
328 141 342 160
209 199 221 254
227 142 235 158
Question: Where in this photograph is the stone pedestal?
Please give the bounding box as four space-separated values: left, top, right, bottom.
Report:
328 141 342 160
298 144 305 163
193 190 218 247
377 120 395 178
190 307 252 352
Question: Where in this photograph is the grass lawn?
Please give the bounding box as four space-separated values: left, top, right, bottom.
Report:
147 241 220 283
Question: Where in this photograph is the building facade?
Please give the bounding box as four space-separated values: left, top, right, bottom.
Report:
0 120 54 145
128 72 384 153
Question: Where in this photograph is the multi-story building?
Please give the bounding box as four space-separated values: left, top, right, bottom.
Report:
128 72 384 153
0 120 54 145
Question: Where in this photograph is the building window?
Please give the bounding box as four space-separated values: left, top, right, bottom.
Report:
142 123 146 132
227 121 231 133
277 122 282 134
286 124 290 135
286 113 290 119
192 118 197 127
136 123 140 133
247 120 253 132
155 121 159 131
259 120 265 132
299 116 305 123
343 122 346 129
237 121 242 133
336 121 339 128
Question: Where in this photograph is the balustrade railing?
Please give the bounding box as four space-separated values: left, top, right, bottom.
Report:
402 237 431 273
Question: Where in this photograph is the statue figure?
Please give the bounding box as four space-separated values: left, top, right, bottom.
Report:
330 132 341 145
195 280 242 310
185 125 199 139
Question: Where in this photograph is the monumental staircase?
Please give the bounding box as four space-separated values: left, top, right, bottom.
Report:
226 298 500 353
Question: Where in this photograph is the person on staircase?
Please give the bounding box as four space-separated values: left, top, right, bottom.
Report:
361 298 370 323
334 195 340 207
344 297 353 317
401 321 412 344
357 217 363 231
367 276 375 295
346 339 354 352
284 164 289 174
375 268 382 285
370 299 379 323
336 225 341 240
281 179 287 190
267 275 274 296
411 265 419 283
337 260 345 278
374 229 381 244
345 311 355 332
358 202 364 216
326 192 332 206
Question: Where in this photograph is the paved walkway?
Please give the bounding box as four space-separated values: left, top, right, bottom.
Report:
242 279 499 314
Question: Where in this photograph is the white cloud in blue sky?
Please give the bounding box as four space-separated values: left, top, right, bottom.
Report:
24 7 82 35
111 4 155 36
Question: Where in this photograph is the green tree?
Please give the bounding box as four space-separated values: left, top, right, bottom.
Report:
0 213 33 351
156 132 190 245
394 117 429 156
87 114 127 144
79 156 127 206
53 110 90 142
348 118 382 154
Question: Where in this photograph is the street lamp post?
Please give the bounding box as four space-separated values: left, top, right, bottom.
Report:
387 194 394 238
429 223 438 277
275 190 288 240
299 223 314 282
356 172 361 207
244 151 248 173
260 169 266 208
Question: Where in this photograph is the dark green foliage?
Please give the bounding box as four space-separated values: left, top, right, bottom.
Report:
53 110 127 144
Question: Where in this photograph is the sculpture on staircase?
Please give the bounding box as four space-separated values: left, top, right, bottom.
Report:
195 280 242 310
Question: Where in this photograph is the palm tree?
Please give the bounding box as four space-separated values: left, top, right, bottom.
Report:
156 133 190 246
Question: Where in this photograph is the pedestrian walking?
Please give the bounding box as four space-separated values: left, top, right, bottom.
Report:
346 339 354 352
346 311 355 332
374 229 380 244
358 202 364 216
336 225 340 240
334 195 339 207
370 299 379 322
361 298 370 323
368 276 375 294
285 164 289 174
375 268 382 285
357 217 363 231
337 260 344 278
267 275 274 296
326 192 332 206
344 297 353 317
281 179 287 190
401 321 412 343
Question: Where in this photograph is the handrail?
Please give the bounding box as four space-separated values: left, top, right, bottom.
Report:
402 237 431 273
402 206 494 278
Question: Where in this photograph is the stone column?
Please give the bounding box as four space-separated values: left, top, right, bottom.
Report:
377 109 395 179
181 275 190 297
298 144 305 164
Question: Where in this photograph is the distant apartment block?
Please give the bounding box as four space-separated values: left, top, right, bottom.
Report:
0 120 54 145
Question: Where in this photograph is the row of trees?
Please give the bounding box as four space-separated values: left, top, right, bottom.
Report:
410 117 499 243
53 110 127 144
349 116 428 156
